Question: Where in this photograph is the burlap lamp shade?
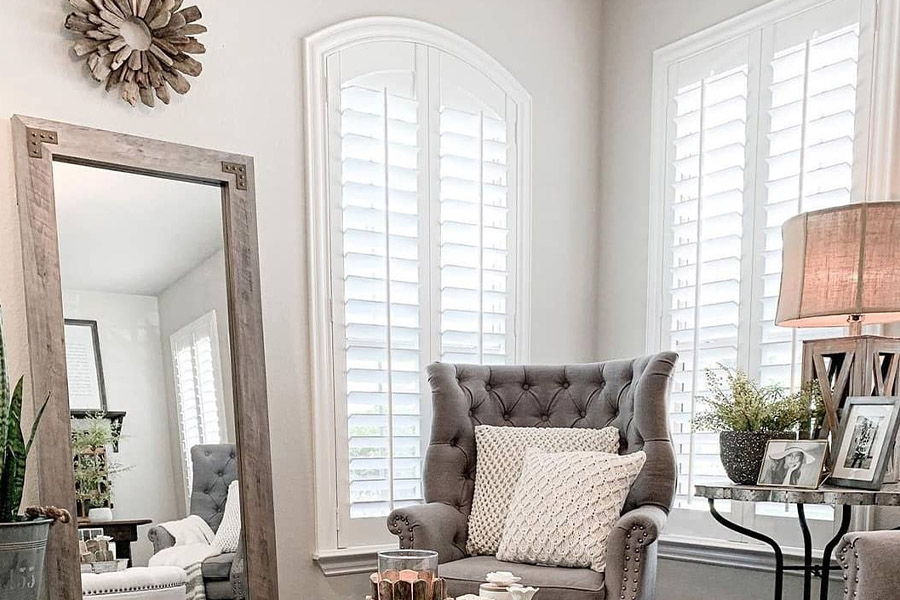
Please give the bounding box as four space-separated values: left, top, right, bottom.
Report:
776 201 900 331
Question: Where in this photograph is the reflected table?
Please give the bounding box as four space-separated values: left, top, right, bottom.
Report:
78 518 153 563
694 483 900 600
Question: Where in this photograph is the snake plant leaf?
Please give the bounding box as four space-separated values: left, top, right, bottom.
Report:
0 376 25 522
25 392 51 458
0 446 22 522
0 310 10 486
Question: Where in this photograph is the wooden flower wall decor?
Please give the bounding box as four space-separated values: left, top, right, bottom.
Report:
64 0 207 108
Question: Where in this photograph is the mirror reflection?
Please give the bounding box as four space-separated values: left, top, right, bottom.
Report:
53 161 242 598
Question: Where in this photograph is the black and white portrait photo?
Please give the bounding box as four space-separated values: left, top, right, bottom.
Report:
831 397 900 490
758 440 828 489
843 414 883 470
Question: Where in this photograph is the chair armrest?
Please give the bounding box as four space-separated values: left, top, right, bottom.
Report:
604 505 668 600
839 531 900 599
147 525 176 554
388 502 468 563
230 536 246 600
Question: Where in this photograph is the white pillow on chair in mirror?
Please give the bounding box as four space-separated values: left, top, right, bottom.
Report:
213 480 242 553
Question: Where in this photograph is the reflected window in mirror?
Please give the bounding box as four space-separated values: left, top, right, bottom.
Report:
170 310 226 495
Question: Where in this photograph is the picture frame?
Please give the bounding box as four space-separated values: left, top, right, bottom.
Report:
829 396 900 490
63 319 108 411
757 439 829 489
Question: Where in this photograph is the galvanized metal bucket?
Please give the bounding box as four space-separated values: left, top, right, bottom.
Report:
0 519 51 600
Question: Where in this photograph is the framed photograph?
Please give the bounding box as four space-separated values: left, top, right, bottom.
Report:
829 397 900 490
758 439 829 489
64 319 107 411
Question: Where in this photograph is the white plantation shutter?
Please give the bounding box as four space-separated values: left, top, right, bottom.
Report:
665 38 751 508
323 39 525 547
171 311 225 493
756 16 863 391
439 54 516 365
654 0 874 528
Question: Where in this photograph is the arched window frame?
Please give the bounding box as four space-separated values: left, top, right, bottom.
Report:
304 17 532 558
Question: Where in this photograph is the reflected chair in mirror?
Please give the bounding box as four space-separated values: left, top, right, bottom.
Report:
148 444 244 600
387 354 678 600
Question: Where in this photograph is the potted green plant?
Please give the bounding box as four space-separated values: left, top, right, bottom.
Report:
71 414 127 521
0 310 64 600
693 365 823 485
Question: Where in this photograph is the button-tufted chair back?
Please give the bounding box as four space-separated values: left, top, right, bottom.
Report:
190 443 239 533
424 353 678 525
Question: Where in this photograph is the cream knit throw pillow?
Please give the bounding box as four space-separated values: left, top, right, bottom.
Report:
496 449 646 572
466 426 620 556
213 480 242 553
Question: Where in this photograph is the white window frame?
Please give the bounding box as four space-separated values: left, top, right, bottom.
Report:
304 16 532 557
647 0 886 550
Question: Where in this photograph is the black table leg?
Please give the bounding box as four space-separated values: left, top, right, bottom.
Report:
798 504 812 600
709 498 784 600
819 505 851 600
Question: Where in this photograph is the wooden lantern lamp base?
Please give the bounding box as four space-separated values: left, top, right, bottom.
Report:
803 335 900 480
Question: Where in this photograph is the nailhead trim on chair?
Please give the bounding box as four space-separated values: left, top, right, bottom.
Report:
388 514 414 547
83 582 185 596
616 525 649 600
837 539 860 598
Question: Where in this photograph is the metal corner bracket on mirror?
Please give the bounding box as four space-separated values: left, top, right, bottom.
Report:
222 161 248 191
26 127 59 159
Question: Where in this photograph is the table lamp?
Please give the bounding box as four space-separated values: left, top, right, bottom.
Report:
776 201 900 435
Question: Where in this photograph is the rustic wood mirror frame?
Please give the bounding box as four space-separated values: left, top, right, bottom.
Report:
10 115 279 600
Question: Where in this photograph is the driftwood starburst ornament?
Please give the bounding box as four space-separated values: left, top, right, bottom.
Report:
64 0 207 108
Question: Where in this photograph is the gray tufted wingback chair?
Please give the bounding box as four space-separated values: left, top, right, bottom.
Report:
388 353 678 600
148 444 245 600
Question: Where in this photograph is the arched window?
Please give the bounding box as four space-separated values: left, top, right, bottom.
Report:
305 17 532 549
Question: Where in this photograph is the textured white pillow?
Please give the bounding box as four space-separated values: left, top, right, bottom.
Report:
213 480 241 553
467 426 620 556
496 450 646 572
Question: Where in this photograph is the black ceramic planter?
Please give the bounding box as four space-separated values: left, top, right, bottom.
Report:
0 519 51 600
719 431 796 485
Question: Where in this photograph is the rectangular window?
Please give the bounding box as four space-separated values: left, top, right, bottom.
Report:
170 310 225 492
315 38 529 548
651 0 875 541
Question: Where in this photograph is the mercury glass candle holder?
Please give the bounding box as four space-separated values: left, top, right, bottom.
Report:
370 550 445 600
377 549 439 582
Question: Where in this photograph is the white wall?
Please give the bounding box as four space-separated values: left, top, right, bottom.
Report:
62 290 180 568
0 1 605 598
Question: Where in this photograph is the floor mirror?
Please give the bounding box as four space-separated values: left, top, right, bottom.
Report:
11 116 278 600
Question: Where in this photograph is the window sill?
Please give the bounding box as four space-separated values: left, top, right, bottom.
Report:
313 536 843 580
313 543 398 576
659 535 842 580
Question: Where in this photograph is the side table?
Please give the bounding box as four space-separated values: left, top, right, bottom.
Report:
78 519 153 563
695 482 900 600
